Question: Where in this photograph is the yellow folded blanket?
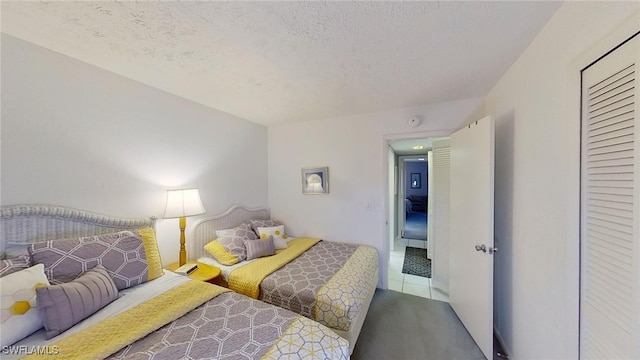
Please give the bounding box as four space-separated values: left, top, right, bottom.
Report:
24 281 229 360
228 237 321 298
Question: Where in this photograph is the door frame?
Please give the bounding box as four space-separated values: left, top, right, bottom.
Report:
382 130 451 290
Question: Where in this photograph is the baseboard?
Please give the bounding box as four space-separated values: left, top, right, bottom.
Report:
431 283 448 296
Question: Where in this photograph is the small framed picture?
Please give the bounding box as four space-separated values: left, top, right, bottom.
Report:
302 167 329 194
410 173 421 189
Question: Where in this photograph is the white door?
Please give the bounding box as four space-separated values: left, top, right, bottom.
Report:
431 140 451 293
449 116 495 359
580 34 639 360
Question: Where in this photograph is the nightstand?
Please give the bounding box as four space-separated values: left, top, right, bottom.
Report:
166 261 221 284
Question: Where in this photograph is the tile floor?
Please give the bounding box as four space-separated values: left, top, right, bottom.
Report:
388 237 449 302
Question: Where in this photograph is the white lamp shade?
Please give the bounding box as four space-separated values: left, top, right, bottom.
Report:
163 188 206 219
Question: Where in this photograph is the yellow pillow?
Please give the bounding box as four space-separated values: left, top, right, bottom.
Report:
204 239 241 265
137 227 164 281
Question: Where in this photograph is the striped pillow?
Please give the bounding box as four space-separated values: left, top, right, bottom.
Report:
37 265 118 339
244 236 275 260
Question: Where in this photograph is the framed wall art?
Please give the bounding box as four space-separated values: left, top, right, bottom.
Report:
302 167 329 194
410 172 421 189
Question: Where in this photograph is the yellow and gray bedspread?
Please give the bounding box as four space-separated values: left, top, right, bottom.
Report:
24 280 348 360
228 239 379 332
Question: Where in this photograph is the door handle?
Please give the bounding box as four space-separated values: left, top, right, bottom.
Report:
475 244 498 254
475 244 487 253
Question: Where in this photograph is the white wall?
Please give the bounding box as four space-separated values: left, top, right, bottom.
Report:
1 34 269 265
268 98 483 287
482 2 639 359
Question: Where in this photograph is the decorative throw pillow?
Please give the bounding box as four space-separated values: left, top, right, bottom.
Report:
204 235 248 265
29 227 162 291
215 223 258 240
250 219 280 237
257 225 288 250
0 264 50 347
0 254 31 277
37 265 118 339
244 236 275 260
2 243 30 258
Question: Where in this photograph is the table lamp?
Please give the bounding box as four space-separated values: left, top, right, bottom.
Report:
163 188 206 266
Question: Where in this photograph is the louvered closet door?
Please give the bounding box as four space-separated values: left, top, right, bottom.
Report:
580 34 639 360
431 139 450 293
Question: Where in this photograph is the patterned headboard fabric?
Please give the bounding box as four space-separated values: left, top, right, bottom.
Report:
190 205 270 261
0 204 155 253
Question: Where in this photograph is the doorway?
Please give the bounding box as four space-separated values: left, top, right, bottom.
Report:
387 137 449 302
401 156 428 242
385 119 496 359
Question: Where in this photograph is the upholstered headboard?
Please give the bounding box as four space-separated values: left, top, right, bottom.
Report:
0 204 155 253
189 205 270 261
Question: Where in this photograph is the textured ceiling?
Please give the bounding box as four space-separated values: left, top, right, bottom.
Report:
1 1 561 126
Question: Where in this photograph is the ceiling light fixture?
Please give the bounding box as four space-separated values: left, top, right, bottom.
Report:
412 145 425 150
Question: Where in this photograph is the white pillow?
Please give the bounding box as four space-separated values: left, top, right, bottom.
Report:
0 263 50 347
257 225 288 249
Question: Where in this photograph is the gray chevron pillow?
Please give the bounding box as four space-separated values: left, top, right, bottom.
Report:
29 229 161 291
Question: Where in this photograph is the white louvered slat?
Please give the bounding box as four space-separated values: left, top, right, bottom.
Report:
594 79 635 102
587 163 633 175
588 225 633 251
588 94 634 118
588 201 634 214
589 125 634 143
588 172 633 182
588 186 634 196
589 103 634 126
588 206 633 221
589 85 634 113
589 117 633 137
586 266 632 295
587 240 632 268
588 156 634 170
590 64 634 94
588 64 635 91
588 149 634 163
588 219 633 238
587 179 633 189
580 34 639 360
587 142 634 156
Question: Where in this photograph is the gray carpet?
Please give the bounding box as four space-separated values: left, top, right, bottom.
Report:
352 289 486 360
402 246 431 278
404 211 427 240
